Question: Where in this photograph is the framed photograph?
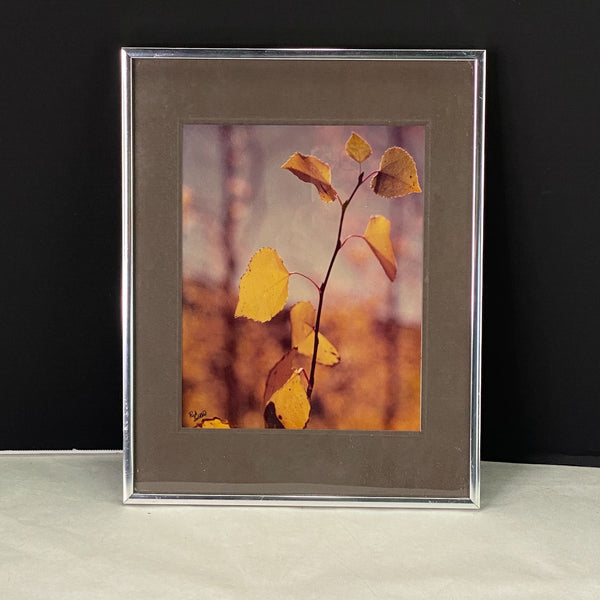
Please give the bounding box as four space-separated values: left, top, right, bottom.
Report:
122 48 485 507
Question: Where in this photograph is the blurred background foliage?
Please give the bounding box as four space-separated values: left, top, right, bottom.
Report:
183 280 421 429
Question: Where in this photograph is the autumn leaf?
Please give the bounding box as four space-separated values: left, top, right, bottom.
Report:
364 215 397 281
371 146 422 198
281 152 338 203
290 301 340 366
290 301 316 347
198 417 231 428
345 132 372 163
235 247 290 323
264 349 299 403
265 369 310 429
300 332 340 366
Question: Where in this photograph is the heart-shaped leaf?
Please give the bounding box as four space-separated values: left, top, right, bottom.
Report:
264 349 299 403
290 301 340 366
235 247 290 322
371 146 422 198
364 215 397 281
266 369 310 429
345 132 372 163
281 152 338 203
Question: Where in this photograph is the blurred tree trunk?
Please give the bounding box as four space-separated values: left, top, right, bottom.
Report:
218 126 265 425
383 157 402 428
219 125 242 425
383 126 421 428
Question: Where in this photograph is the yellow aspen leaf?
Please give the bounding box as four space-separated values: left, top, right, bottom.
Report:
290 301 316 347
264 349 299 403
290 301 340 366
345 132 372 163
199 417 230 428
371 146 422 198
281 152 338 203
267 369 310 429
364 215 397 281
300 331 340 366
235 247 290 322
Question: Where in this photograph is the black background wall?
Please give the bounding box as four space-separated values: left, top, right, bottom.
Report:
2 1 599 465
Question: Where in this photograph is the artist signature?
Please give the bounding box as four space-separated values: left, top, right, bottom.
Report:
188 409 207 422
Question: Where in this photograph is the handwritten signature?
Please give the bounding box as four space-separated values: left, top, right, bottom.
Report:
188 409 207 422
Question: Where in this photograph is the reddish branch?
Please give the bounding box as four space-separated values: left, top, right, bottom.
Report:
307 170 377 399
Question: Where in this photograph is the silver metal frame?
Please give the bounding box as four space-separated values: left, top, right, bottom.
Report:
122 48 485 507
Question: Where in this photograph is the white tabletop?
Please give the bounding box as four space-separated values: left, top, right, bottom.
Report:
1 453 598 599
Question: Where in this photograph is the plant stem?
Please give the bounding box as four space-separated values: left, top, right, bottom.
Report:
289 271 321 294
307 172 368 399
339 233 365 249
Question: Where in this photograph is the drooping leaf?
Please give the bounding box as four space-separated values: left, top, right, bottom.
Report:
299 332 341 366
371 146 422 198
235 247 290 323
264 349 299 403
266 369 310 429
363 215 397 281
198 417 231 428
345 132 372 163
281 152 338 203
290 301 340 366
290 301 316 348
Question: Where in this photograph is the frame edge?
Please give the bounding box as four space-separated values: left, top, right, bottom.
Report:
121 48 135 503
469 50 486 509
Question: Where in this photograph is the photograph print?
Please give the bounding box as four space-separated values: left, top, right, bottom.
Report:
182 124 424 431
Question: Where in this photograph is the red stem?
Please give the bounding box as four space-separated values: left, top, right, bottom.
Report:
298 368 310 385
340 234 365 249
289 271 321 293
